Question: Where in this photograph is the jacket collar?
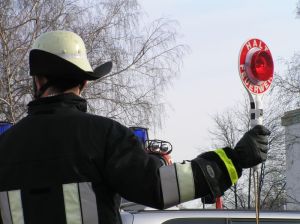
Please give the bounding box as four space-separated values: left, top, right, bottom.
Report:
28 93 87 115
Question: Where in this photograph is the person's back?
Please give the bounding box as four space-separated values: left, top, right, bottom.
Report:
0 93 121 223
0 93 170 224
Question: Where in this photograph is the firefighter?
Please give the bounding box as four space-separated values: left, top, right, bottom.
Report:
0 30 270 224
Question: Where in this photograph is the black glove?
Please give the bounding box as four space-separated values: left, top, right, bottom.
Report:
234 125 271 168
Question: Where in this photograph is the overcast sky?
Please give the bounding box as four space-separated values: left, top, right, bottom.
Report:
140 0 300 162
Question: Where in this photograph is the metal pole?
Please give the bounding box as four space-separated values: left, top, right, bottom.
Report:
248 168 252 209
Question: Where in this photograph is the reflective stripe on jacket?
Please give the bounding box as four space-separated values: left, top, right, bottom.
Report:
0 93 241 224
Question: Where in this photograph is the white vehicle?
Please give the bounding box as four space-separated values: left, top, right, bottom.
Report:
121 208 300 224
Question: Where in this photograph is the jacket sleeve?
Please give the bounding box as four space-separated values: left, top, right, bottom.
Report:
191 147 243 201
104 121 242 209
104 121 165 209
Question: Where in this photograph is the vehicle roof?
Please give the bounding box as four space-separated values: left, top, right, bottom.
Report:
124 209 300 223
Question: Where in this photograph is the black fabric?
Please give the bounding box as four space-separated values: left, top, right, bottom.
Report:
27 93 87 115
21 185 66 224
0 93 164 224
0 93 231 223
192 155 225 199
192 148 242 201
201 194 216 204
190 160 211 198
30 50 97 81
29 50 112 81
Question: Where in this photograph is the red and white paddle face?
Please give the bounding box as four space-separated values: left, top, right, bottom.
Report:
238 39 274 95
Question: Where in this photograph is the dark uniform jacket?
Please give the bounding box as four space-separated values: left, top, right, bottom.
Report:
0 93 242 224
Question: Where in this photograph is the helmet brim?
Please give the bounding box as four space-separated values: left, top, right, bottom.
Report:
29 49 112 81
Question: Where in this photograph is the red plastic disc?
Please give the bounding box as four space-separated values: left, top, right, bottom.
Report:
250 50 274 82
238 39 274 95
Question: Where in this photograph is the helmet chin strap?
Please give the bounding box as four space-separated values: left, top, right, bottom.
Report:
33 78 54 99
78 82 86 95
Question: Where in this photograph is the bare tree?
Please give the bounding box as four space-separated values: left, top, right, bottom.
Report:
273 53 300 111
0 0 186 129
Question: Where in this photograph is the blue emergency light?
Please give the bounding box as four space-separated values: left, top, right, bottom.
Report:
0 122 12 135
130 127 148 145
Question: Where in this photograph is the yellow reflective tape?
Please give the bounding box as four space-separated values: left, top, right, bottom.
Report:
175 162 195 202
214 149 238 185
